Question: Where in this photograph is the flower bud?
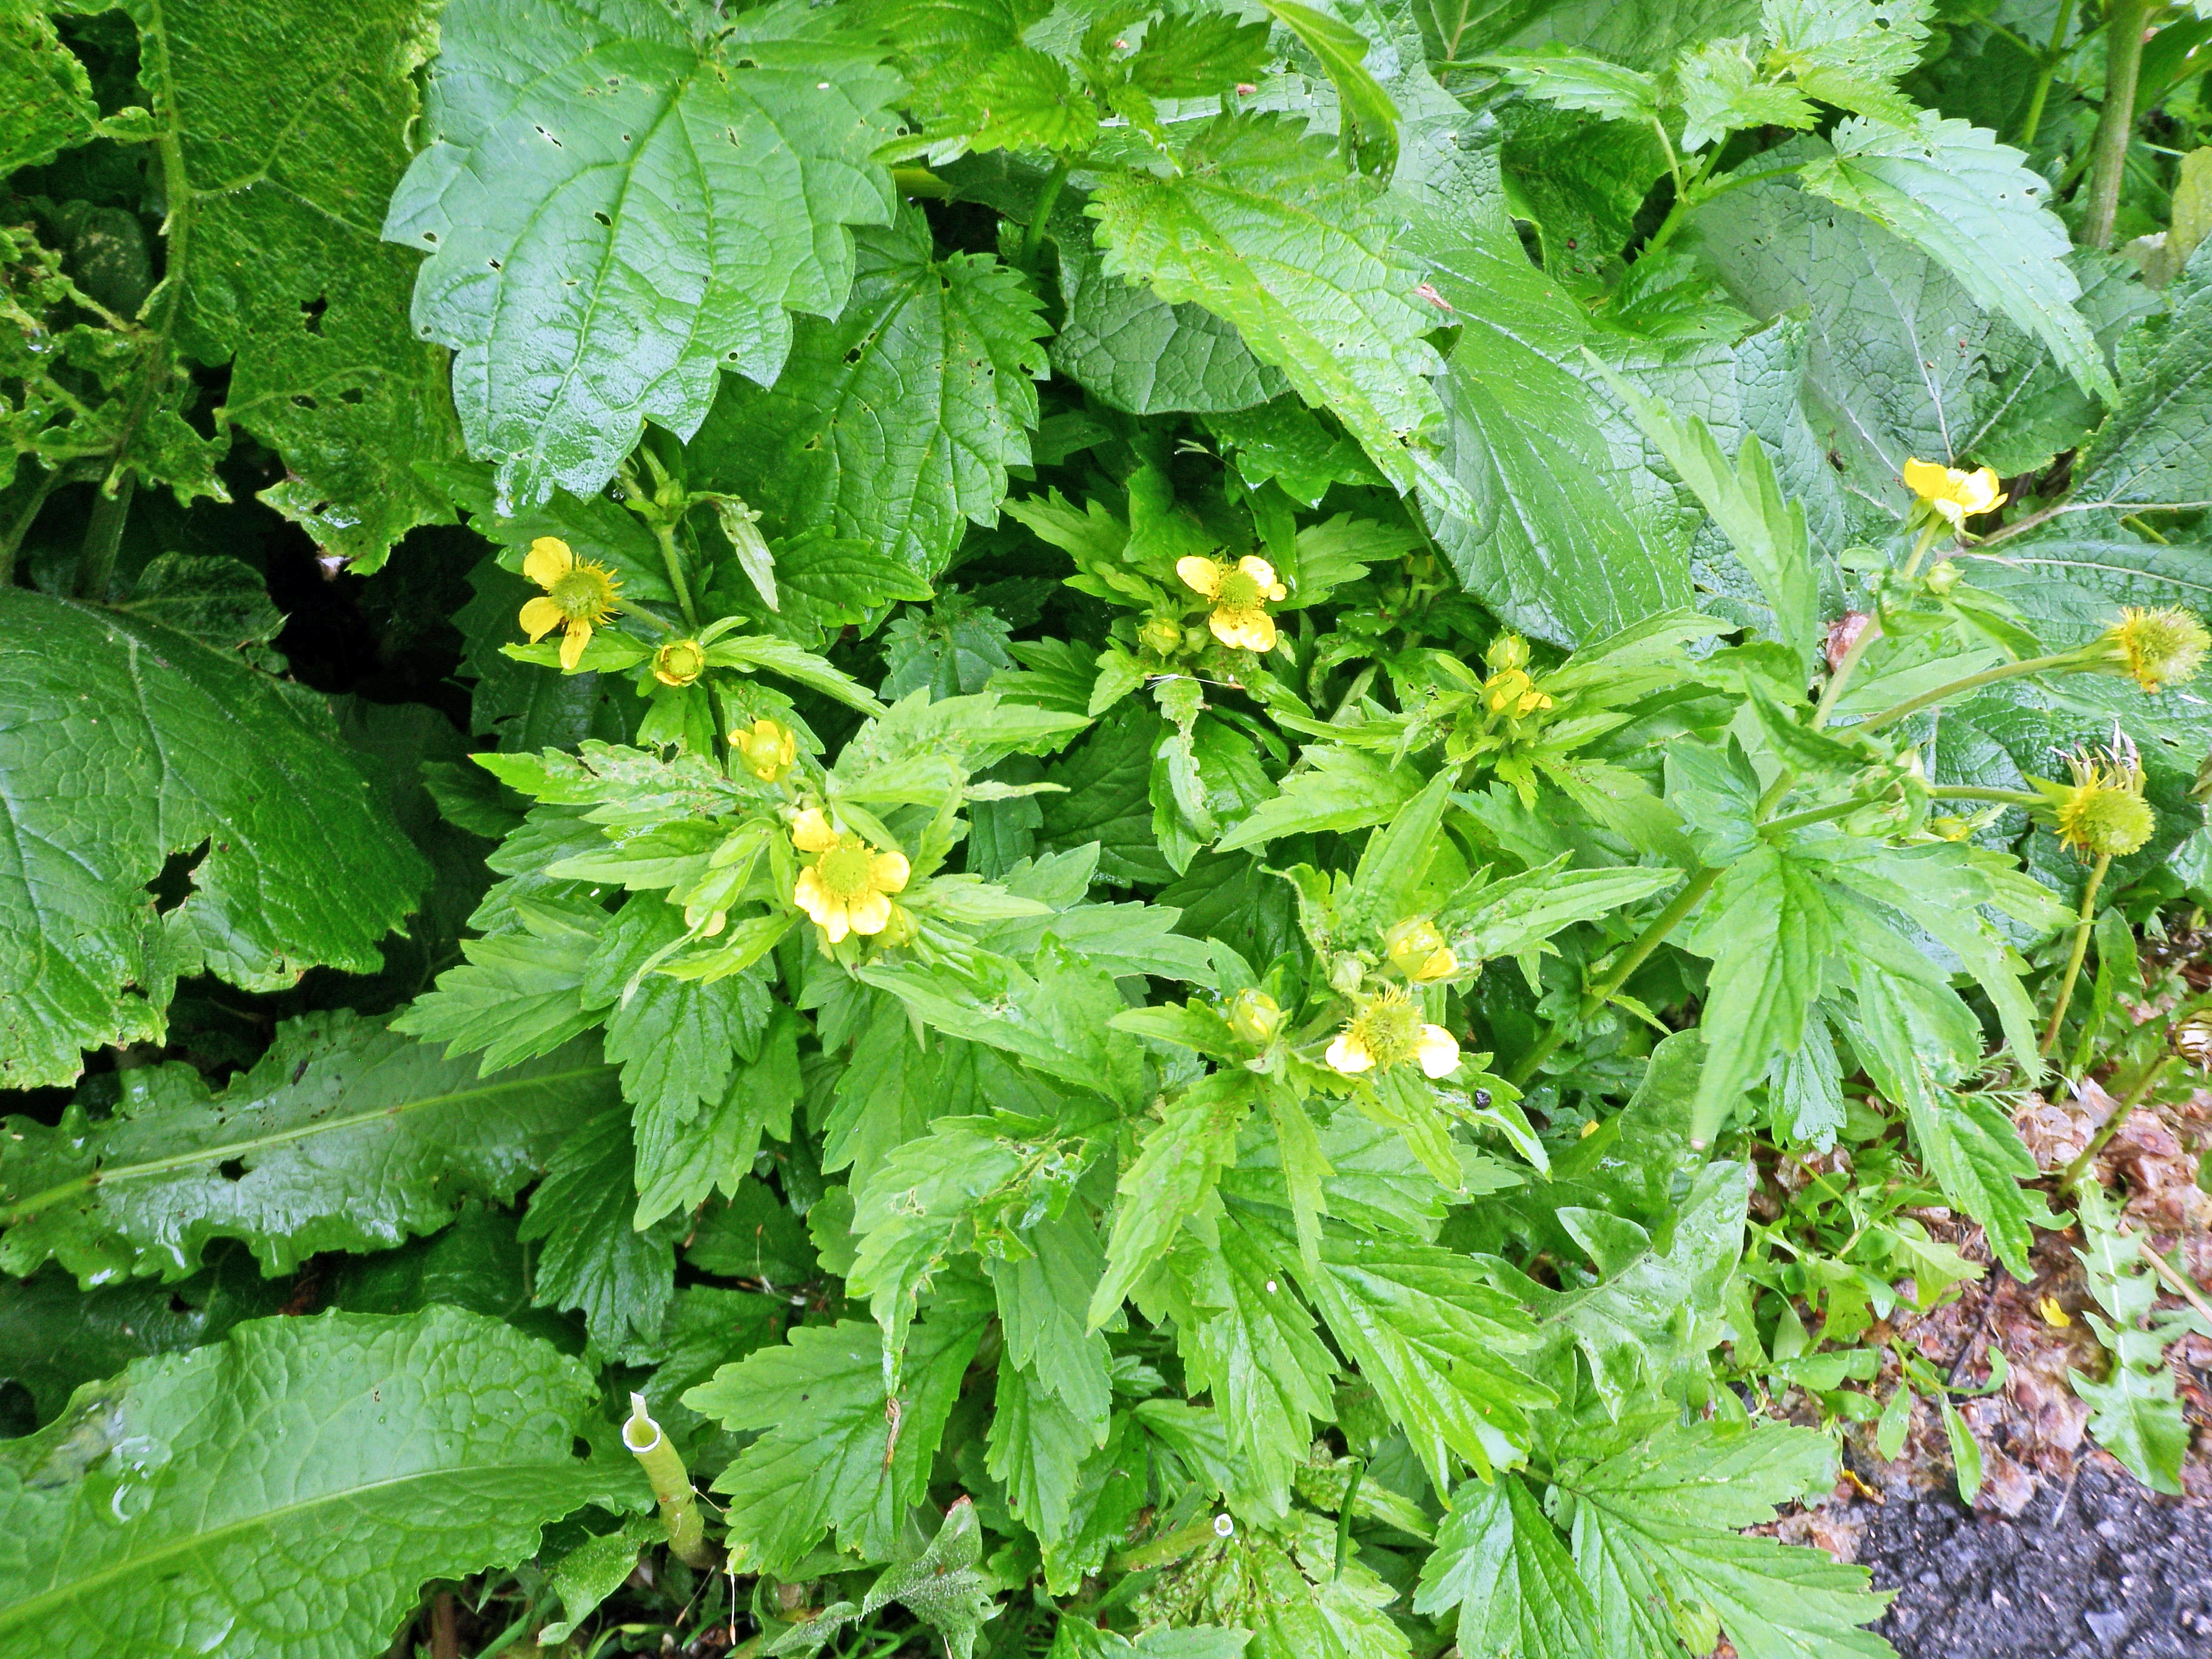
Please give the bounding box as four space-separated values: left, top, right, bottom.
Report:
1328 954 1366 995
1227 988 1281 1045
732 717 797 783
1384 917 1456 982
652 637 705 687
1484 633 1530 674
1139 616 1185 656
1925 560 1961 595
2094 606 2210 694
1184 624 1213 654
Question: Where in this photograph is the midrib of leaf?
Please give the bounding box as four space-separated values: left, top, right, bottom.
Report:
516 64 690 486
0 1456 589 1634
0 1061 615 1224
1965 549 2212 602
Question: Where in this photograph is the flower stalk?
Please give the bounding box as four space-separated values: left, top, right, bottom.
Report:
2040 851 2112 1058
2083 0 2154 250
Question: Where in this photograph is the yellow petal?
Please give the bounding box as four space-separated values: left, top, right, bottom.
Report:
871 851 910 893
519 596 564 642
523 536 575 589
1236 555 1284 600
845 889 893 936
1416 1024 1461 1078
1212 607 1276 651
1959 468 2005 514
794 867 831 922
790 808 837 853
1900 457 1952 502
559 618 591 671
818 899 851 943
1326 1031 1374 1074
1176 556 1224 599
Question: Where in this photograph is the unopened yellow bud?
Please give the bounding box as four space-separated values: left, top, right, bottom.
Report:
652 637 705 687
1484 633 1530 673
732 717 797 783
1384 917 1456 982
1139 616 1185 655
1227 988 1281 1045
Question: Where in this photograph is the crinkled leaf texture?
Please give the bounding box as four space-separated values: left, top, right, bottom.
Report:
1090 112 1447 500
0 1011 615 1284
384 0 903 509
0 1307 643 1659
148 0 463 566
690 206 1047 577
0 590 429 1089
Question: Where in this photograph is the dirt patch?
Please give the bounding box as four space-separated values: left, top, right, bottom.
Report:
1854 1466 2212 1657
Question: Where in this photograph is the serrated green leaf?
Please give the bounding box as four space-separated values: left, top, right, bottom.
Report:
0 1 95 173
1090 1070 1257 1326
1259 0 1399 175
861 1496 999 1659
1678 37 1817 152
1217 745 1426 851
0 1307 642 1659
0 1012 613 1285
1798 114 2110 401
2073 246 2212 514
1413 1475 1601 1657
517 1108 678 1355
987 1207 1113 1429
1091 112 1445 498
0 590 429 1088
394 907 606 1074
986 1352 1097 1539
687 1312 985 1575
2067 1182 2200 1493
1481 50 1664 121
385 0 902 509
633 1005 800 1227
690 207 1046 578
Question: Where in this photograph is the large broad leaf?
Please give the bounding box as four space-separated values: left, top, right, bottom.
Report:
1797 115 2109 401
0 1012 614 1284
1050 210 1287 416
0 591 429 1089
2071 243 2212 516
384 0 902 510
1413 1475 1601 1658
0 1307 642 1659
130 0 463 565
1090 112 1446 498
689 207 1047 578
1409 204 1692 645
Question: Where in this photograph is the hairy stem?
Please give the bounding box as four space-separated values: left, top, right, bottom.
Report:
1854 652 2082 736
0 465 64 584
2082 0 2153 250
1506 866 1722 1087
1928 785 2045 808
2042 851 2112 1058
75 472 136 601
1019 159 1071 272
650 517 699 629
2016 0 2078 151
2057 1049 2170 1191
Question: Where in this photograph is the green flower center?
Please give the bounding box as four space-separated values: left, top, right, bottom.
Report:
2059 787 2153 858
1357 994 1423 1067
551 569 608 618
816 843 877 898
1214 569 1264 611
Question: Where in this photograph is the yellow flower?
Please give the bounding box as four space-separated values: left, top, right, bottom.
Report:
1483 667 1553 718
2096 606 2210 694
1384 917 1458 983
518 537 622 671
1176 554 1287 651
1324 986 1460 1079
652 638 704 687
1902 458 2006 528
2039 745 2153 860
2037 1295 2071 1328
732 717 797 783
789 807 910 943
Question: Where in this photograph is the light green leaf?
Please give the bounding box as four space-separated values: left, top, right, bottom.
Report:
0 1 95 173
0 590 429 1088
987 1207 1113 1430
687 1312 985 1575
862 943 1136 1099
986 1353 1098 1539
518 1108 678 1355
2073 246 2212 514
1296 1231 1549 1486
1691 846 1842 1146
1679 38 1816 151
0 1013 613 1285
385 0 902 509
1798 115 2111 401
1481 50 1664 121
1763 0 1931 127
1442 857 1681 965
860 1497 999 1659
1259 0 1399 174
1091 112 1446 499
394 904 606 1073
1090 1071 1258 1326
689 207 1047 578
2068 1182 2200 1493
0 1307 642 1659
1218 745 1427 851
1413 1475 1601 1657
632 1005 800 1227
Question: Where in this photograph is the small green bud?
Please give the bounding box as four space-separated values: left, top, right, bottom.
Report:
1227 988 1281 1044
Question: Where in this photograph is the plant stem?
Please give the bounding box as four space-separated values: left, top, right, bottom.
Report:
1333 1461 1364 1581
1811 613 1881 731
2016 0 2078 151
431 1590 460 1659
650 517 699 629
1854 652 2082 736
1019 159 1071 272
1112 1513 1232 1573
76 471 135 601
2082 0 2153 250
623 1394 717 1569
2057 1049 2171 1191
1761 799 1866 835
2135 1233 2212 1325
0 464 64 584
2042 851 2113 1058
1928 785 2045 808
1506 865 1721 1087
